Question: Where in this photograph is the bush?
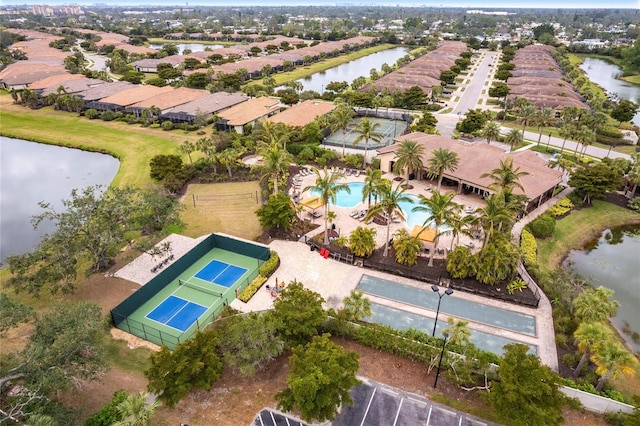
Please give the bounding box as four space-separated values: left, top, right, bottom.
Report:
83 390 127 426
237 275 267 302
628 197 640 211
425 103 443 111
547 197 574 217
520 228 537 266
160 120 174 131
258 251 279 276
526 214 556 238
84 108 99 119
343 154 364 169
101 110 115 121
597 125 624 139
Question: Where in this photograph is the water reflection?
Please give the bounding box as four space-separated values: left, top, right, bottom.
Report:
566 226 640 352
0 137 119 264
579 57 640 126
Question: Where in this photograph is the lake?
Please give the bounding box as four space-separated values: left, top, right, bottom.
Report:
565 226 640 352
289 46 410 94
579 57 640 126
0 136 119 265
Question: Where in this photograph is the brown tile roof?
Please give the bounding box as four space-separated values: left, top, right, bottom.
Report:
98 85 174 107
268 100 336 127
77 81 134 101
379 133 562 201
30 74 87 90
40 78 106 96
218 96 281 126
130 87 209 111
162 92 248 117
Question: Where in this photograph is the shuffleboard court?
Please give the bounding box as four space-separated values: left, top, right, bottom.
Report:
146 295 207 332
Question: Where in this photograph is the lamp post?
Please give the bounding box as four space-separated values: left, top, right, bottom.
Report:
433 332 449 389
431 285 453 337
546 133 552 152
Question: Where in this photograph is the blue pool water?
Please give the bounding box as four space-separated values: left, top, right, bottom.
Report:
312 182 433 228
357 275 537 336
368 303 537 356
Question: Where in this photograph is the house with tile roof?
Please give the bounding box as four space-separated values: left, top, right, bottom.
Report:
217 96 282 134
268 99 336 128
161 92 248 124
87 85 173 112
377 133 563 211
125 87 209 118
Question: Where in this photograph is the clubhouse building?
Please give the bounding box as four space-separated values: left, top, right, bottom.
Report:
377 133 564 212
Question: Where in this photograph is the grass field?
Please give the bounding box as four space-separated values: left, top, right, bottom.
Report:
180 181 263 240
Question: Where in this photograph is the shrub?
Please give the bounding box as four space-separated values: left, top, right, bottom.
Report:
258 251 279 276
546 197 574 217
237 275 267 302
84 108 99 119
160 121 173 131
520 228 537 266
507 279 527 294
101 110 115 121
526 214 555 238
597 125 623 139
83 390 127 426
628 197 640 211
343 154 364 169
445 246 478 278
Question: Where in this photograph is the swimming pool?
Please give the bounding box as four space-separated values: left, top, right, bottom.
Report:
312 182 433 229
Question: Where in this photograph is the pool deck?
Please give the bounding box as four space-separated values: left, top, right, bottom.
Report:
231 169 560 371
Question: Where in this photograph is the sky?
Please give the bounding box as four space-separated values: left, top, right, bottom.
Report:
1 0 639 7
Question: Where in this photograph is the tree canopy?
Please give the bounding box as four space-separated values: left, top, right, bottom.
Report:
270 281 327 347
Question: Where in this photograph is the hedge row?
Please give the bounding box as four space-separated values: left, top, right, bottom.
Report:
237 252 279 302
520 229 537 267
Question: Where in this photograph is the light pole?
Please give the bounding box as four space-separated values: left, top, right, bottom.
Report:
431 285 453 337
433 332 449 389
546 133 552 152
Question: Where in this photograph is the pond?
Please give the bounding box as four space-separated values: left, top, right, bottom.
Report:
149 43 223 54
0 136 119 265
290 46 410 94
565 226 640 352
579 57 640 126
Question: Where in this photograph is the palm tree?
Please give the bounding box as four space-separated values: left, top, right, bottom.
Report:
504 129 523 152
413 190 462 266
114 392 161 426
573 286 620 324
481 121 501 145
304 167 349 244
441 317 471 346
427 148 459 191
446 212 477 251
481 158 528 194
591 341 636 392
365 179 412 257
353 118 383 165
574 127 596 159
258 142 293 195
362 168 383 208
476 194 514 247
533 107 555 147
518 103 536 139
253 119 289 149
341 289 372 321
332 105 355 157
558 123 577 155
573 322 614 378
392 140 425 180
179 140 196 165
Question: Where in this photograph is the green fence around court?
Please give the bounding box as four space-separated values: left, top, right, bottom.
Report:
110 233 270 349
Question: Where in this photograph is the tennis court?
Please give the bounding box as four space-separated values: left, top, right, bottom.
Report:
112 234 270 349
323 116 409 150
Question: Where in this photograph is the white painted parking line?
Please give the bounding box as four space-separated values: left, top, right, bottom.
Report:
426 405 433 425
359 386 377 426
392 397 404 426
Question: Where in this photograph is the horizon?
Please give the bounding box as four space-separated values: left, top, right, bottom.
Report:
1 0 639 8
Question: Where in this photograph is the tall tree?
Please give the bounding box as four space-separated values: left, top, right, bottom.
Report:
178 140 196 165
481 158 528 194
413 190 462 266
348 226 377 258
533 107 555 147
331 105 355 157
257 142 292 195
558 123 577 154
568 163 623 205
304 167 349 244
276 334 360 423
490 344 565 426
517 103 536 139
574 127 596 159
270 281 327 347
362 168 383 209
573 322 614 378
481 121 501 145
591 341 636 392
476 193 515 247
365 179 413 257
573 286 620 324
352 118 383 165
392 140 425 180
504 129 523 152
427 148 459 191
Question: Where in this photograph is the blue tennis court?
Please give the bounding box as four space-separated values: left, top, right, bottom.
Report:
146 295 207 332
195 259 247 288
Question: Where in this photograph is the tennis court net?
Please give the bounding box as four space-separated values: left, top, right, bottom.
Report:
178 279 223 297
